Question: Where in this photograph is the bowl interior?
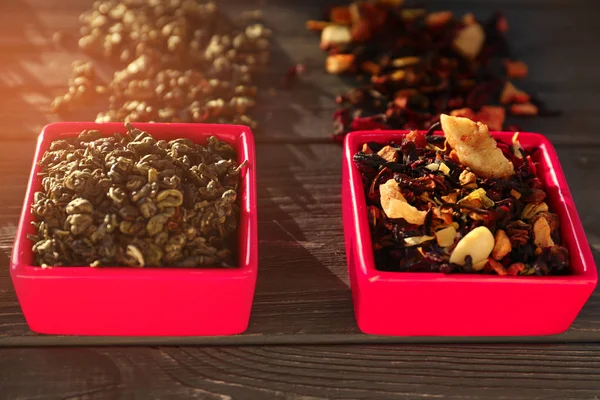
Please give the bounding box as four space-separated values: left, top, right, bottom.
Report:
344 130 597 282
12 122 257 275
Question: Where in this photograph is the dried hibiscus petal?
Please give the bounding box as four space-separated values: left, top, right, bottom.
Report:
350 115 388 131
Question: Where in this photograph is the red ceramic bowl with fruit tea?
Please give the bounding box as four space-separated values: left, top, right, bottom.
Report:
10 122 258 336
342 129 597 336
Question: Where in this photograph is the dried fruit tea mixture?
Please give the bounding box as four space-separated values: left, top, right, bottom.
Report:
52 1 270 128
353 114 569 275
308 1 558 138
29 124 245 268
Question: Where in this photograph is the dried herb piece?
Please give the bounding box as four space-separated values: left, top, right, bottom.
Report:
309 1 558 138
30 123 245 268
354 115 569 275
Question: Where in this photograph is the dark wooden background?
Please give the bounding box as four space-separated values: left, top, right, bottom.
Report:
1 0 600 398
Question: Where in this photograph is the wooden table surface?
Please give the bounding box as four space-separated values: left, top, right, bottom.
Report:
2 0 600 398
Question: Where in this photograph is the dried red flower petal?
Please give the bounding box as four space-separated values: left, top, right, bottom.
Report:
394 95 409 109
282 64 306 89
507 262 525 275
330 6 352 24
488 258 508 275
350 115 388 131
497 17 509 32
523 188 546 203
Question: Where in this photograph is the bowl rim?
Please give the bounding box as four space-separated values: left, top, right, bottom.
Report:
11 121 258 279
343 129 598 285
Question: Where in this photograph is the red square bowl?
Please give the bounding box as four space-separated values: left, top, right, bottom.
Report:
343 130 597 336
10 122 258 336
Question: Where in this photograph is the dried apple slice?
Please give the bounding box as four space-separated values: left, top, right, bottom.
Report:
440 114 515 178
380 179 427 225
453 23 486 60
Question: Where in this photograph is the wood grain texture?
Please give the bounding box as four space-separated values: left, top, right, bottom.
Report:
1 344 600 399
1 0 600 397
2 0 600 142
0 141 599 345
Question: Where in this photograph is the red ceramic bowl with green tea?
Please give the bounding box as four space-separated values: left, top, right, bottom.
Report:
10 122 258 336
342 130 597 336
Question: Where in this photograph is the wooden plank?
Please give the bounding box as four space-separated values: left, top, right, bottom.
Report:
2 0 600 143
0 140 599 345
4 5 600 81
2 0 600 39
4 85 600 145
1 344 600 399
